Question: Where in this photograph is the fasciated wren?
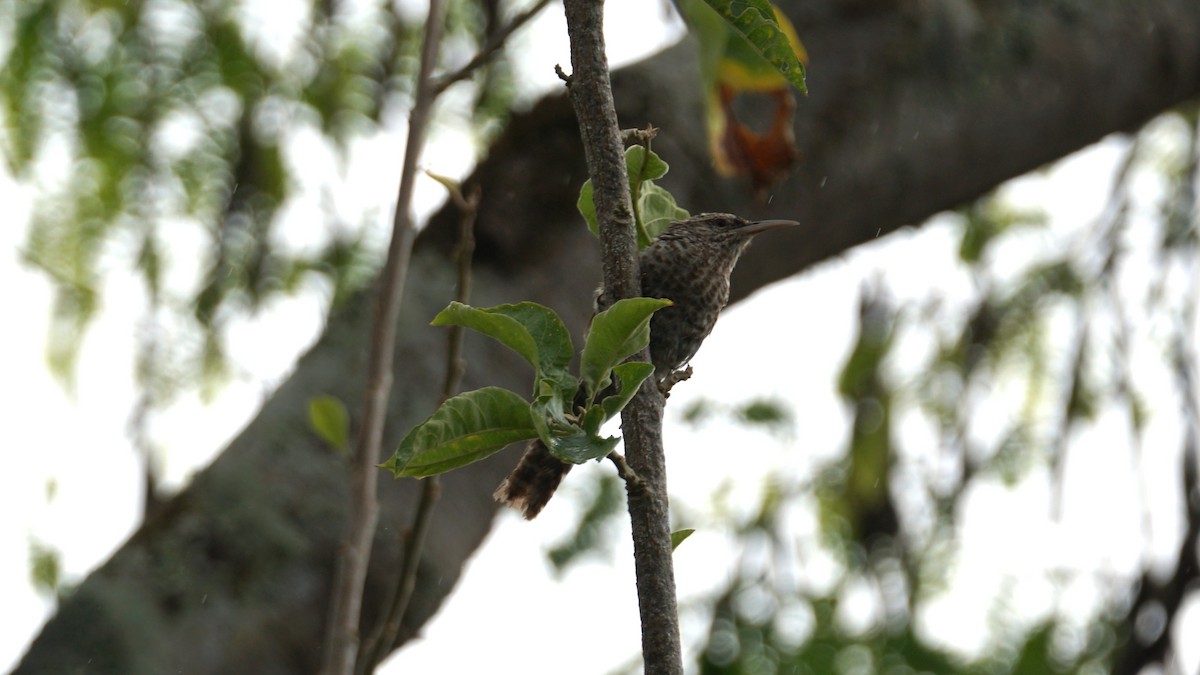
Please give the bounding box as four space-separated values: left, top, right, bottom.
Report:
494 212 799 519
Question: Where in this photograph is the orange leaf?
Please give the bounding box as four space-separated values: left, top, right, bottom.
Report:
713 84 800 197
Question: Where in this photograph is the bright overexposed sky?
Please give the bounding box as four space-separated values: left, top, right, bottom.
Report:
3 1 1197 673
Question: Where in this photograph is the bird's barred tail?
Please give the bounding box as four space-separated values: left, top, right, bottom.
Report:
493 439 572 519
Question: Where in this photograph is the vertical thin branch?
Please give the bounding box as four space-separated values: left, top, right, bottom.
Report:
560 1 682 673
319 1 447 674
559 9 637 301
438 185 480 399
356 481 440 675
356 185 479 675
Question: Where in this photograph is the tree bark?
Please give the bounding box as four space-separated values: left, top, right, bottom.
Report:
16 0 1200 671
561 0 682 671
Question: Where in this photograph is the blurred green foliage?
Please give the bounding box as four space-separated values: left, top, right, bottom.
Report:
28 540 62 598
2 0 510 400
693 114 1200 674
548 474 626 572
682 396 795 435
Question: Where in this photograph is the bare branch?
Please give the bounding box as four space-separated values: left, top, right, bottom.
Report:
357 185 479 674
319 1 448 673
432 0 554 96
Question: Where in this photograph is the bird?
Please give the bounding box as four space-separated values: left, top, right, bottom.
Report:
494 213 799 519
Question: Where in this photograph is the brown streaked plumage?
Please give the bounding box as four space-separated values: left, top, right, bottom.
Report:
494 213 799 519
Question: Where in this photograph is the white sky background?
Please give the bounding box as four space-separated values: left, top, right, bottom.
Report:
2 1 1199 673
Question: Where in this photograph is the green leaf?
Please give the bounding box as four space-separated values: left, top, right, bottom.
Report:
541 398 628 464
533 399 615 465
383 387 537 477
549 428 620 464
487 303 575 375
308 395 350 452
670 528 696 551
580 297 673 401
533 390 619 465
626 145 668 183
577 179 598 235
530 378 582 449
627 146 670 248
600 361 655 421
432 301 573 378
580 404 606 437
578 146 686 248
638 183 689 243
699 0 808 93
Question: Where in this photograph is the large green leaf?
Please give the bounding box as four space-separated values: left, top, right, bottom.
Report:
432 301 573 378
699 0 807 93
383 387 537 477
580 297 672 401
487 302 574 374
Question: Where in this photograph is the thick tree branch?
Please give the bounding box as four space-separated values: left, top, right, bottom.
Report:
561 1 681 672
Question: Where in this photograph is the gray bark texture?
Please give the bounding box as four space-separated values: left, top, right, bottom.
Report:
562 0 682 671
16 0 1200 671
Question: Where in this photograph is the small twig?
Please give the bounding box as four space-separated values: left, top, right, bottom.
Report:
438 183 481 402
319 2 448 674
621 125 659 147
607 451 643 489
433 0 554 96
356 184 479 674
657 366 692 398
355 479 440 675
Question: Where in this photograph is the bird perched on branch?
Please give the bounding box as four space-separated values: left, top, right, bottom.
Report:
495 212 799 519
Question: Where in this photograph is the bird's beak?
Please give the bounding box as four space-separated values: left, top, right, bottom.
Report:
740 219 801 236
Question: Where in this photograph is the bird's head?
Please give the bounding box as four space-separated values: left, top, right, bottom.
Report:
658 212 799 251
